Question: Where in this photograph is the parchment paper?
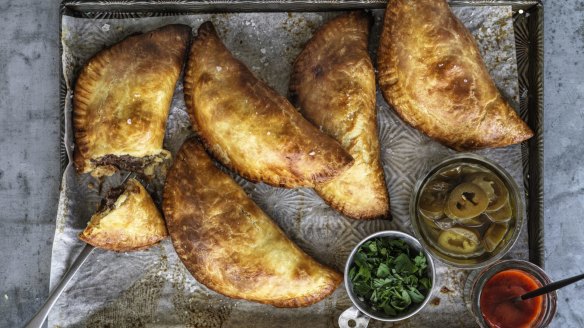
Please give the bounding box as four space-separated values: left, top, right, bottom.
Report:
51 7 526 327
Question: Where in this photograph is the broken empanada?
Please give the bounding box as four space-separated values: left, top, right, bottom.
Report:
183 22 353 188
377 0 533 151
73 24 191 177
79 178 167 252
290 12 390 220
163 138 342 307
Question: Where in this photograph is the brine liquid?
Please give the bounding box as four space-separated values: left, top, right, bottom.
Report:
417 163 515 261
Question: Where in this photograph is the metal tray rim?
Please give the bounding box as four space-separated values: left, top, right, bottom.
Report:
60 0 543 14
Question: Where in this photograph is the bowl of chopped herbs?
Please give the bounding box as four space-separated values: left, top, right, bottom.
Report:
342 231 435 324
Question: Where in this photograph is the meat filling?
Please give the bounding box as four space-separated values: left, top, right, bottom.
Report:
91 154 157 173
97 185 127 213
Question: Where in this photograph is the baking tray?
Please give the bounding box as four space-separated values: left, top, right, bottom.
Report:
59 0 545 266
56 0 544 326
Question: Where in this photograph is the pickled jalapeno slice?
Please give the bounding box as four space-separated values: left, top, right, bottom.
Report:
484 222 509 252
437 227 480 254
484 200 513 223
445 183 489 220
419 193 445 220
419 180 451 220
457 214 487 228
465 172 509 212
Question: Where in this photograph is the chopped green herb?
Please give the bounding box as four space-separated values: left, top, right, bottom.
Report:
349 238 431 316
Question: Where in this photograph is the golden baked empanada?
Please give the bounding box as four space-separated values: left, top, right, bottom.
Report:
74 24 191 177
163 138 342 307
79 178 167 252
183 22 353 188
377 0 533 151
290 12 390 220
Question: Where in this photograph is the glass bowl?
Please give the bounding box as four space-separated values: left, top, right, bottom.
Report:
464 260 557 327
410 153 524 269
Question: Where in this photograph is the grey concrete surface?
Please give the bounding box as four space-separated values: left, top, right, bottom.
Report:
0 0 61 327
543 0 584 327
0 0 582 327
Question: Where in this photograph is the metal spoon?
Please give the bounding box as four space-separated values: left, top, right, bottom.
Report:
23 244 95 328
514 272 584 302
24 172 135 328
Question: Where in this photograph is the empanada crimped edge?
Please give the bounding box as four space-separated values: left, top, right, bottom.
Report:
73 24 191 176
377 0 533 151
290 12 391 220
183 22 354 188
163 138 343 307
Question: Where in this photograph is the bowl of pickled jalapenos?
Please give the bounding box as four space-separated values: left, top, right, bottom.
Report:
410 154 524 269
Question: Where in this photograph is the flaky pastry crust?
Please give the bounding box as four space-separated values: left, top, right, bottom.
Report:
377 0 533 151
73 24 191 176
163 138 342 307
290 12 390 220
79 178 168 252
183 22 354 188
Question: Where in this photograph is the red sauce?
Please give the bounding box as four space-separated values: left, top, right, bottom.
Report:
480 269 544 328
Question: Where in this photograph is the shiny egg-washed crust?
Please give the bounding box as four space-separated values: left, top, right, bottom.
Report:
290 12 390 220
377 0 533 151
163 139 342 307
73 24 191 176
79 178 168 252
183 22 354 188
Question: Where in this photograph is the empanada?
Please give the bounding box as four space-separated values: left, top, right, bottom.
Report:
163 138 342 307
290 12 390 220
74 24 191 177
79 178 167 252
183 22 353 188
377 0 533 151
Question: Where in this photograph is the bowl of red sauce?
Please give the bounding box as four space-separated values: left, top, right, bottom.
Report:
466 260 557 328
